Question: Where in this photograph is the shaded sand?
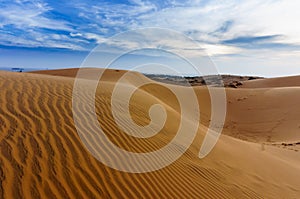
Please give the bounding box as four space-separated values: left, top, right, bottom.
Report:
0 68 299 198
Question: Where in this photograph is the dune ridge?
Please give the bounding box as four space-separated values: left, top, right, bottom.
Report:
241 75 300 88
0 68 299 198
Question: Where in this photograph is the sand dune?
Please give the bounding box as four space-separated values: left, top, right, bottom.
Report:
241 75 300 88
0 68 299 198
224 87 300 143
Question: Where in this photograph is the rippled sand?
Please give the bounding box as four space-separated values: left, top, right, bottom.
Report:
0 68 299 198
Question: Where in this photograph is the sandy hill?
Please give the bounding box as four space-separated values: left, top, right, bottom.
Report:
224 87 300 143
0 68 299 198
30 68 131 80
241 75 300 88
223 75 300 143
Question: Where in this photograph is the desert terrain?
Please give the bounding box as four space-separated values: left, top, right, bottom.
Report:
0 68 299 198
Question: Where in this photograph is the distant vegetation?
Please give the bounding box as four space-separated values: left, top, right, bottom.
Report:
145 74 263 87
11 68 24 72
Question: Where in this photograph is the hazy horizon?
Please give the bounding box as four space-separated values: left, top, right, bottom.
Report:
0 66 294 78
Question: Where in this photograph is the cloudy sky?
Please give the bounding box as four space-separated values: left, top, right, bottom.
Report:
1 0 300 76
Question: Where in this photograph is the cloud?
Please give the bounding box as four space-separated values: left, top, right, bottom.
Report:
82 33 107 44
221 34 300 50
213 20 234 34
0 0 71 31
0 0 80 50
1 0 300 58
84 28 242 58
223 35 280 44
127 0 300 55
70 32 83 37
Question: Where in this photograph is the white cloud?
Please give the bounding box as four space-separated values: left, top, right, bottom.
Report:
70 32 83 37
0 0 71 31
83 33 107 44
119 0 300 56
229 1 300 44
202 44 241 56
87 28 239 58
2 0 300 57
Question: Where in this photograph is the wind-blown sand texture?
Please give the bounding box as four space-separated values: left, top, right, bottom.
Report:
0 68 299 198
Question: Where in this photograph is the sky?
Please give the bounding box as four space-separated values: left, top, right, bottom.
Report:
1 0 300 76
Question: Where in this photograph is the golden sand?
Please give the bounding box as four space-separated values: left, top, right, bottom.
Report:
0 68 299 198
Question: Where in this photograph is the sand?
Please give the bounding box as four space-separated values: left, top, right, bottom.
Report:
0 68 299 198
241 75 300 88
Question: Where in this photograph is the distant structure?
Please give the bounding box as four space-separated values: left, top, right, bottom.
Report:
11 68 24 72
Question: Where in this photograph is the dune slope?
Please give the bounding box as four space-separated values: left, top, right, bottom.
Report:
241 75 300 88
224 87 300 142
0 69 299 198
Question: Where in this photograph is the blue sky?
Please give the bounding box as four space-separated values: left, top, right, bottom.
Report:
1 0 300 76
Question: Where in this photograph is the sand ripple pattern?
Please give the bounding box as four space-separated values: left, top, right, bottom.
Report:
0 71 299 198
